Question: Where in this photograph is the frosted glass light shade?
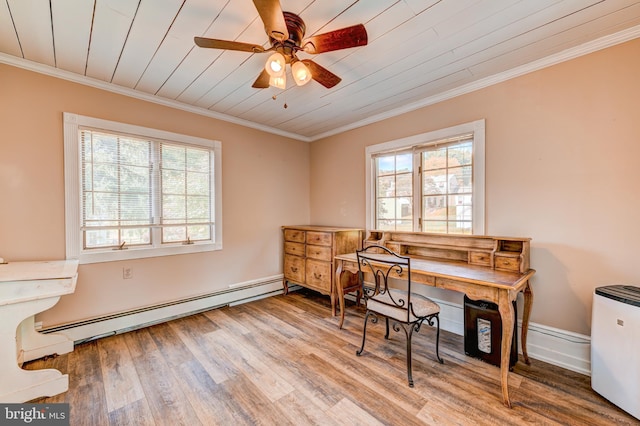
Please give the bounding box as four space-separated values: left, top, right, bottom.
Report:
269 73 286 89
292 61 311 86
265 52 286 77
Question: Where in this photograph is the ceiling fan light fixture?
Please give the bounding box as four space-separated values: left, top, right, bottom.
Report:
265 52 286 77
269 73 286 89
292 61 311 86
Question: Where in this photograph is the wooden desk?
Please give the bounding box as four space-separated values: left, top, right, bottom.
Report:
333 231 535 408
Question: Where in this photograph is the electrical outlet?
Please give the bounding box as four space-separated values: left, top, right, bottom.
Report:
123 267 133 279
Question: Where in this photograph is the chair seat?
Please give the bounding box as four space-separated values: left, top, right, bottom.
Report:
368 290 440 323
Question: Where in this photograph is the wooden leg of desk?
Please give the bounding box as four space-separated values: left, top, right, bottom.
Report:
498 291 516 408
339 297 347 330
330 290 336 317
337 269 361 329
521 280 534 365
334 261 343 322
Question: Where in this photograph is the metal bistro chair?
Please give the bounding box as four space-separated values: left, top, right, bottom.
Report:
355 245 443 387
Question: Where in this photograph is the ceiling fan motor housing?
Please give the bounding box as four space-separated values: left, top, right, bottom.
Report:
269 12 306 55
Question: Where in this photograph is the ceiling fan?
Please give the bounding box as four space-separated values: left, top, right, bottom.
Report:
194 0 368 90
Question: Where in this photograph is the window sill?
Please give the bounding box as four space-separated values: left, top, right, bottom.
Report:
77 242 222 264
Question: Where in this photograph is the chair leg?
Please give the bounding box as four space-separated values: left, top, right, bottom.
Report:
384 317 390 339
434 315 444 364
356 311 371 356
406 324 415 387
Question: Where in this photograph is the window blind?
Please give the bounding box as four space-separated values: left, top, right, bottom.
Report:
412 133 473 154
160 143 213 244
80 129 153 249
79 128 215 250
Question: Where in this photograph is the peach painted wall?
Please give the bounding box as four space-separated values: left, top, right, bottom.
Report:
310 38 640 336
0 64 310 328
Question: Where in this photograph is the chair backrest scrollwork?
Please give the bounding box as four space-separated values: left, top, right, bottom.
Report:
356 244 414 322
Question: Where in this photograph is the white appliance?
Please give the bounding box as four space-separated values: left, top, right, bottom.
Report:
591 285 640 420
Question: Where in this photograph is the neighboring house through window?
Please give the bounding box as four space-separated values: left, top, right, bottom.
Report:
64 113 222 263
366 119 485 235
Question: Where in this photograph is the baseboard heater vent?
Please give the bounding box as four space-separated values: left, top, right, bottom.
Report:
42 275 287 345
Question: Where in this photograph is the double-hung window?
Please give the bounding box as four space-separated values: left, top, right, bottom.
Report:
366 120 485 235
64 113 222 263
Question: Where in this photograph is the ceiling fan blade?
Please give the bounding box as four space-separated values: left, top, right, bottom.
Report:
302 24 368 54
194 37 265 53
253 0 289 41
252 69 271 88
301 60 342 89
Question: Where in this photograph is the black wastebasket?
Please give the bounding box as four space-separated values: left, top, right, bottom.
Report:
464 295 518 368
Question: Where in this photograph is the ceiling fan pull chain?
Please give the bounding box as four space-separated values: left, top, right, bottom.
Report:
271 94 287 108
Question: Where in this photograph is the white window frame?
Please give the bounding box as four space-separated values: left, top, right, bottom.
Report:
64 112 222 264
365 119 485 235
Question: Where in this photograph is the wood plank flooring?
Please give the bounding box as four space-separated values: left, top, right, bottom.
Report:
26 289 639 425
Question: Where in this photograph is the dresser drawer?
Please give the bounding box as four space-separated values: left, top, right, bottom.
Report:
306 231 332 246
285 241 305 256
306 244 332 261
284 255 305 282
306 259 332 291
284 229 305 243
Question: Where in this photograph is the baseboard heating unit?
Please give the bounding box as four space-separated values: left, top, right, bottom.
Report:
41 275 287 345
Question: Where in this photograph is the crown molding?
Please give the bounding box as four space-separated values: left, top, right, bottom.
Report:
0 53 311 142
309 24 640 141
2 24 639 143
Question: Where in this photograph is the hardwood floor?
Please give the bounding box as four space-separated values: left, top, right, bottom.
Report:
26 289 638 426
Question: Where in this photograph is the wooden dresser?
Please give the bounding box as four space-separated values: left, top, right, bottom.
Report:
282 225 363 303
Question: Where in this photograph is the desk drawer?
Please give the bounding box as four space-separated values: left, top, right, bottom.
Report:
285 242 305 256
306 231 332 246
284 255 305 282
306 245 332 261
495 255 520 272
284 229 305 243
469 251 492 267
412 273 436 286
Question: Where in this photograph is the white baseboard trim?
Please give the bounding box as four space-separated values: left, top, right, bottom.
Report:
39 280 592 376
346 294 592 375
523 322 591 375
42 275 286 344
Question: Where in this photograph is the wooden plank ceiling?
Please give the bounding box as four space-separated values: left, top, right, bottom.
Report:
1 0 639 141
